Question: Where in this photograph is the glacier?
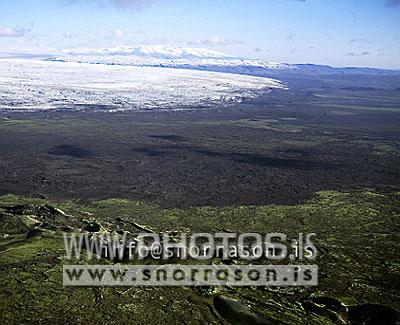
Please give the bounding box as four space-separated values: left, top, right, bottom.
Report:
56 45 399 77
0 57 287 112
57 45 296 71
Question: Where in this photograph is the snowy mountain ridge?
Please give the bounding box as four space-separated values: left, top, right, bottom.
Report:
53 45 400 77
55 45 296 71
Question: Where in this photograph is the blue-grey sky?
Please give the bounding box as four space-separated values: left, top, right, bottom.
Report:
0 0 399 68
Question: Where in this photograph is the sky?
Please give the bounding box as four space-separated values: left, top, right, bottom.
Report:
0 0 399 69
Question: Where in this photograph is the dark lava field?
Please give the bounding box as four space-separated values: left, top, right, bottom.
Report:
0 86 399 208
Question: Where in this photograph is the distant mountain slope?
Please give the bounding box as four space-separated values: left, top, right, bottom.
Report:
292 64 400 76
50 45 400 77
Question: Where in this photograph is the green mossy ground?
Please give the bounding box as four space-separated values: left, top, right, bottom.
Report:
0 189 399 324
